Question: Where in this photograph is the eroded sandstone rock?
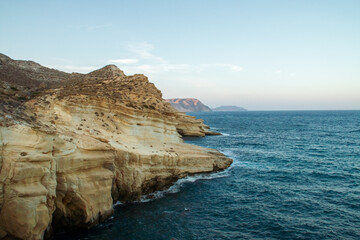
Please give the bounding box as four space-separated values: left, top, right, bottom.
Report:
0 56 232 239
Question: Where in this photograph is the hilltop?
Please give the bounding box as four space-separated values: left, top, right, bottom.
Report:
0 54 231 239
166 98 212 112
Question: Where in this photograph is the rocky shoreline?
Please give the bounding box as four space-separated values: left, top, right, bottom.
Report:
0 54 232 239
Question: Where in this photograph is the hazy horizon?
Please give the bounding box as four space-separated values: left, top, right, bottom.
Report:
1 0 359 111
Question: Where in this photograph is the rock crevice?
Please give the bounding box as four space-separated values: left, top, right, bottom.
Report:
0 54 232 239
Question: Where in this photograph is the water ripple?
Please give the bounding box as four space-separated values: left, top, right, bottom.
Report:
56 111 360 240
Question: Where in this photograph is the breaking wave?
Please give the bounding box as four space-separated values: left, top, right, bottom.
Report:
220 132 230 136
137 151 237 203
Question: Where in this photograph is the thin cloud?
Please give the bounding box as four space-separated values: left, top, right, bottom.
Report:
197 64 243 72
128 42 166 63
109 42 243 75
214 64 243 72
108 59 139 64
123 64 190 74
121 63 243 75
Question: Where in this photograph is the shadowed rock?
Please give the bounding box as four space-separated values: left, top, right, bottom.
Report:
0 53 232 240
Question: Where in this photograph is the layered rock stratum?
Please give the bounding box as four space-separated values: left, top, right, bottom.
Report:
166 98 212 112
0 54 232 240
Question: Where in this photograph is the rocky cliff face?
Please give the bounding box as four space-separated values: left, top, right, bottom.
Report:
166 98 212 112
0 55 232 240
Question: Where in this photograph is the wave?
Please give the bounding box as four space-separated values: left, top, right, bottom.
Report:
235 142 266 147
220 149 241 168
349 129 360 133
137 171 231 203
230 134 249 138
113 201 123 207
136 150 238 203
220 132 231 136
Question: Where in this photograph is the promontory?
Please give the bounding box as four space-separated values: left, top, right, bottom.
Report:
166 98 212 112
0 54 232 240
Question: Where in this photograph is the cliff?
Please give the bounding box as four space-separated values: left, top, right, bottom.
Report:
0 54 232 239
166 98 212 112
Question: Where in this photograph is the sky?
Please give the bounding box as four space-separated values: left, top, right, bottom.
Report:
1 0 359 110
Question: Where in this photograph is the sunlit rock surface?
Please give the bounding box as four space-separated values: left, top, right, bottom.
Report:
0 54 232 239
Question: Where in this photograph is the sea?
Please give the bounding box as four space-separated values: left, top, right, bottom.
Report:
55 111 360 240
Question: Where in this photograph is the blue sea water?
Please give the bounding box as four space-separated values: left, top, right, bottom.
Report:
56 111 360 240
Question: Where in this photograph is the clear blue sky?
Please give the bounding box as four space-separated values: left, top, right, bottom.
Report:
1 0 359 110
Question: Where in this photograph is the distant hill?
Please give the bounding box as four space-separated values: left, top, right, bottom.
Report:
212 106 247 111
166 98 212 112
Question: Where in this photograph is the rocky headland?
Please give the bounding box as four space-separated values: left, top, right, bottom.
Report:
166 98 212 112
0 54 232 239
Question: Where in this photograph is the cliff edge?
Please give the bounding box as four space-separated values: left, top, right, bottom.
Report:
0 54 232 239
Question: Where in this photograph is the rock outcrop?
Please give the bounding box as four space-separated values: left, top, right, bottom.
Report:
166 98 212 112
0 54 231 239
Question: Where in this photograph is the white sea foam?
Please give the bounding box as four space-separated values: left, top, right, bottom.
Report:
111 150 238 204
220 149 234 157
136 149 238 203
220 132 231 136
220 150 241 169
113 201 123 207
137 171 231 203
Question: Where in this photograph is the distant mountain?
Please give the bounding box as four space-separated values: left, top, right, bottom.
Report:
212 105 247 111
166 98 212 112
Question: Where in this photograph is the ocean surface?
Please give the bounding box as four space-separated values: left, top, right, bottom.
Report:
56 111 360 240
